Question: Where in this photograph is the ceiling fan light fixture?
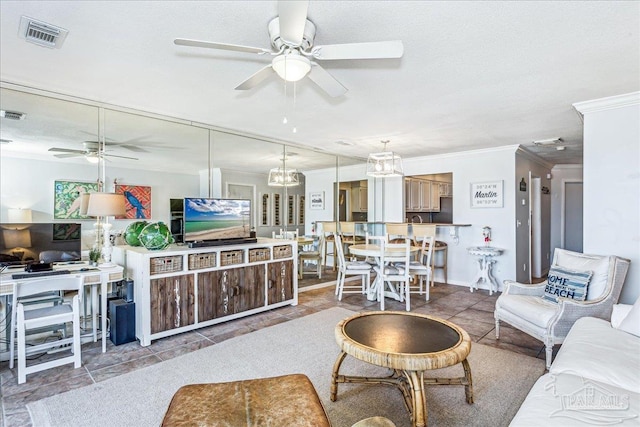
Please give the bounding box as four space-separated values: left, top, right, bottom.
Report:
85 152 100 164
272 53 311 82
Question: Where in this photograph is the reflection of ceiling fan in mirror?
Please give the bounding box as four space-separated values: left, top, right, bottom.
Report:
48 142 139 163
173 0 404 97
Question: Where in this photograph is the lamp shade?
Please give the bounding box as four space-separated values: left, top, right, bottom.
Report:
7 208 32 223
79 193 92 216
86 193 126 217
3 229 31 249
272 54 311 82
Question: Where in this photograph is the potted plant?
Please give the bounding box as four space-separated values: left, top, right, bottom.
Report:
89 247 101 266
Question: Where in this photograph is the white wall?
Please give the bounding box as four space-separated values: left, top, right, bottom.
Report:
574 92 640 304
1 157 199 248
305 146 520 291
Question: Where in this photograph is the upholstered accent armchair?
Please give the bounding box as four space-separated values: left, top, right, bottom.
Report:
495 249 630 369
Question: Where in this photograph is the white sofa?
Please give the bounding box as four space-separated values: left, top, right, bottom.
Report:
511 303 640 426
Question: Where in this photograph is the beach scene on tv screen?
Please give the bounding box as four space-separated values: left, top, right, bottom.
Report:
184 198 250 241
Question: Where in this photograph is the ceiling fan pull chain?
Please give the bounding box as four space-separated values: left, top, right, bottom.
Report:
292 81 297 133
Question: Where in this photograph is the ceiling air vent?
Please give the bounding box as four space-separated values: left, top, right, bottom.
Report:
0 110 26 120
18 16 69 49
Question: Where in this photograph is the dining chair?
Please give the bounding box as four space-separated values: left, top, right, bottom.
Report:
407 235 434 301
333 234 372 300
298 235 324 280
374 238 412 311
12 275 83 384
319 221 338 271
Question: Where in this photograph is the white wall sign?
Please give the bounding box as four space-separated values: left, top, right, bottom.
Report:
471 181 504 208
309 191 325 210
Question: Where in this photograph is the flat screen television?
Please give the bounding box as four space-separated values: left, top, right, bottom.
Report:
183 198 251 243
0 222 82 266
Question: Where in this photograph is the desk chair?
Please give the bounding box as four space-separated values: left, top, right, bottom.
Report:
334 234 372 300
12 275 83 384
375 239 412 311
319 221 338 271
298 235 324 280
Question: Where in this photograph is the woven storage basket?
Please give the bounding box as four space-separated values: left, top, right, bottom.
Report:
249 247 271 263
220 249 244 266
150 255 183 274
188 253 216 270
273 245 293 259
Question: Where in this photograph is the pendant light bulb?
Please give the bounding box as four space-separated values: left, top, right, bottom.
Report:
282 116 288 124
292 127 297 134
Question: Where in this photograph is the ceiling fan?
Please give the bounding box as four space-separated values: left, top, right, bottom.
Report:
174 0 404 97
48 141 139 163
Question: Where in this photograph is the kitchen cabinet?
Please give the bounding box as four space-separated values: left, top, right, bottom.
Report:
439 182 453 197
350 182 368 212
113 239 297 346
405 178 440 212
430 181 440 212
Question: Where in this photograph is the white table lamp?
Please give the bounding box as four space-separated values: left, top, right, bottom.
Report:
86 193 126 267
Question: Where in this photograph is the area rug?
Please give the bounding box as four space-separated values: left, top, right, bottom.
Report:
28 307 545 427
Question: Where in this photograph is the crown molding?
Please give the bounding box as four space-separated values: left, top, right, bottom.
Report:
573 92 640 115
516 146 554 169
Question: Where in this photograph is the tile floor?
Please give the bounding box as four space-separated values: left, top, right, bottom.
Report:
0 279 551 427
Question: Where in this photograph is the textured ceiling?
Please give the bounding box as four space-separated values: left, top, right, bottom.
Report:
0 1 639 173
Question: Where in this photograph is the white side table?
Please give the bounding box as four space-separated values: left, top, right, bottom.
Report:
467 246 504 295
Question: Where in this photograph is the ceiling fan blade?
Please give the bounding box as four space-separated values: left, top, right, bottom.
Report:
53 153 83 159
48 147 86 154
174 38 272 55
311 40 404 60
235 65 274 90
103 153 139 161
278 0 309 46
307 63 347 98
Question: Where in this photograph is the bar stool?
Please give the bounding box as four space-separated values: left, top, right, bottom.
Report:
319 221 338 271
385 222 410 243
411 224 448 287
339 221 365 261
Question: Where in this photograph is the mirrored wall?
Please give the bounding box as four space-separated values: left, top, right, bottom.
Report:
0 84 364 239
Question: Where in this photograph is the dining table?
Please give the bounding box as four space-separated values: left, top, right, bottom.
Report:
348 243 421 303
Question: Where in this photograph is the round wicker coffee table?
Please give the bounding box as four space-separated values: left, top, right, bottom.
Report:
330 311 473 427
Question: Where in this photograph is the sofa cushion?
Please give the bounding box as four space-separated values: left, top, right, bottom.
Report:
554 250 611 301
497 294 558 328
511 372 640 426
611 304 634 328
542 265 592 303
617 297 640 338
551 317 640 394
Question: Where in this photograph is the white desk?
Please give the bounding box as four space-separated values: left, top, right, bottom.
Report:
0 262 124 355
